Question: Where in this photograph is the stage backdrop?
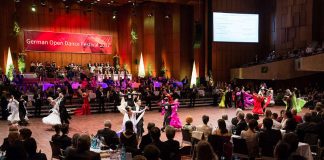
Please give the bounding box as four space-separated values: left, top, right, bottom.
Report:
24 30 113 54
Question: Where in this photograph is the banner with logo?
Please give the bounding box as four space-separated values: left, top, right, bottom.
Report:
24 30 113 54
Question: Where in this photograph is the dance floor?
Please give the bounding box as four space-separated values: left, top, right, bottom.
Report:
0 105 308 159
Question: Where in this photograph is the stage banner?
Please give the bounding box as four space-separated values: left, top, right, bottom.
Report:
24 30 113 54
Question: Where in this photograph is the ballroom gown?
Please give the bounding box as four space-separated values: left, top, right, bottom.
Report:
75 93 91 115
243 92 254 108
252 95 264 114
169 101 182 129
218 92 226 108
7 99 20 123
291 94 306 113
42 100 61 125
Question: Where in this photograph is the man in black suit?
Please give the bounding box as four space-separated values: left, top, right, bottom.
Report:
111 88 120 112
163 127 180 160
139 122 155 152
296 112 319 142
150 127 167 160
0 91 9 120
65 133 101 160
259 118 282 157
189 85 198 107
96 86 105 113
224 87 232 108
58 124 72 150
96 120 119 149
143 88 153 110
33 89 42 117
57 93 71 124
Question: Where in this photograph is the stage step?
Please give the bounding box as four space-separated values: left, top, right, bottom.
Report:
0 97 215 118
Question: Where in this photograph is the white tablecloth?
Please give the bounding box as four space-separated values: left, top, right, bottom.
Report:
198 90 205 96
296 142 313 160
23 73 37 79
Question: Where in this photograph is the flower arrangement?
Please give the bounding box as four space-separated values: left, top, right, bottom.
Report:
160 66 167 77
13 21 20 36
131 28 138 44
18 55 26 73
7 64 14 81
147 64 153 76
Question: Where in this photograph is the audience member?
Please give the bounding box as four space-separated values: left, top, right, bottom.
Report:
51 124 61 143
213 119 231 137
234 112 247 135
120 121 138 155
296 112 319 142
264 109 282 130
241 119 259 158
96 120 119 149
150 127 166 160
231 108 243 126
221 115 232 133
163 127 180 160
197 115 212 140
5 131 27 160
144 145 160 160
182 116 196 133
58 124 72 150
65 133 80 156
139 122 155 152
282 133 299 155
65 133 101 160
291 109 303 123
195 141 218 160
259 118 282 157
274 141 290 160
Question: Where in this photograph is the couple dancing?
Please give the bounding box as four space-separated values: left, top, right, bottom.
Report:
42 92 71 126
161 94 182 131
117 90 148 137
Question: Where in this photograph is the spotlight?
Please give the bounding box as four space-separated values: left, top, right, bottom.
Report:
112 15 116 19
15 0 20 2
107 2 111 5
97 0 100 1
164 15 170 19
128 0 132 2
148 13 153 17
112 10 117 19
31 4 36 12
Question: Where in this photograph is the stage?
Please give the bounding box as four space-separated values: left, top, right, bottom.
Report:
0 105 307 159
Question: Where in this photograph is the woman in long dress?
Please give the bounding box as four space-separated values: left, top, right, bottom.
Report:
252 93 264 115
118 97 148 133
42 97 61 125
74 90 91 115
243 91 254 108
169 99 182 129
218 89 226 108
291 88 306 113
7 95 20 124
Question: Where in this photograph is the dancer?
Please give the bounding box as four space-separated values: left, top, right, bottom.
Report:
42 97 61 126
132 99 145 138
57 92 71 124
161 95 173 131
252 92 264 115
291 88 306 113
218 89 226 108
243 91 254 108
18 95 29 126
169 99 182 129
283 89 293 111
7 95 20 124
74 89 91 115
117 97 148 133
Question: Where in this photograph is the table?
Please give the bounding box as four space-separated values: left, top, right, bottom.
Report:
23 73 37 79
198 90 205 97
296 142 313 160
90 148 132 160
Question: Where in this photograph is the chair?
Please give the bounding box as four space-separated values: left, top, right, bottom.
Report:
181 129 192 147
232 137 249 159
304 133 320 159
49 141 61 160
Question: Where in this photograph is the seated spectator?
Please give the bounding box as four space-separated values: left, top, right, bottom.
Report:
120 121 138 155
195 141 218 160
281 110 293 129
19 128 39 159
1 125 19 152
26 137 47 160
291 109 302 123
150 127 166 160
96 120 119 149
274 141 291 160
213 119 231 137
197 115 212 140
51 124 61 143
284 118 297 133
58 124 72 150
231 108 243 126
282 133 299 155
221 115 232 133
263 110 281 130
311 104 323 122
233 112 247 135
5 129 27 160
139 122 155 152
133 155 147 160
182 116 196 133
144 145 160 160
245 113 254 123
259 118 282 157
277 109 285 123
271 112 282 130
163 127 180 160
65 133 101 160
296 112 319 142
241 119 259 158
65 133 80 156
